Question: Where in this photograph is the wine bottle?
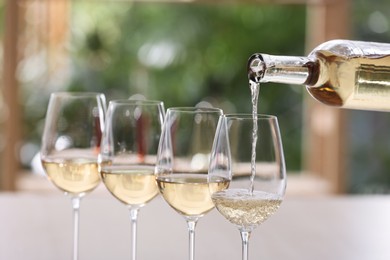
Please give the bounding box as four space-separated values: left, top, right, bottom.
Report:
248 39 390 111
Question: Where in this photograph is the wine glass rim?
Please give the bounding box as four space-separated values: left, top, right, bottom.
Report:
109 99 164 106
167 107 223 113
224 113 277 120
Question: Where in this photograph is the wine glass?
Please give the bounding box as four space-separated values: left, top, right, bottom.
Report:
155 107 228 260
99 99 165 260
208 114 286 260
40 92 106 260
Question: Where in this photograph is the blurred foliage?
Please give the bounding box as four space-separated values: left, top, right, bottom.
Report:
22 2 305 171
67 2 306 106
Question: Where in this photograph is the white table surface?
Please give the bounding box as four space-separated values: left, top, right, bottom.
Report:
1 184 390 260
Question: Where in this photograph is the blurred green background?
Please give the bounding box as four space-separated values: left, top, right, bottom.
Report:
20 2 306 172
2 0 390 193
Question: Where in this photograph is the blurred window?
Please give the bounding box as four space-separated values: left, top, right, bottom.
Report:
17 0 306 176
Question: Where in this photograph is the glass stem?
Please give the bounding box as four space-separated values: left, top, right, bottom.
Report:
71 197 81 260
240 230 251 260
186 219 198 260
129 208 140 260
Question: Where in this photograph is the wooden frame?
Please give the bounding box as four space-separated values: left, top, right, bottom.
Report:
304 0 350 193
2 0 20 191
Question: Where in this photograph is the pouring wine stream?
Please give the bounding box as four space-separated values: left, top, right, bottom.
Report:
248 55 266 194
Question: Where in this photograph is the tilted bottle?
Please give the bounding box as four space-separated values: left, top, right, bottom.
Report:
248 39 390 111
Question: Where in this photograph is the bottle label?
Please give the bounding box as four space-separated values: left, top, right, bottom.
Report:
356 63 390 99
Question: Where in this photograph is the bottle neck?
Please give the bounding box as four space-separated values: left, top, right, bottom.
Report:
248 54 313 85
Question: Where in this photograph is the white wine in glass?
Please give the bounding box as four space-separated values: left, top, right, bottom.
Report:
156 107 228 260
209 114 286 260
99 99 165 260
41 92 106 260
